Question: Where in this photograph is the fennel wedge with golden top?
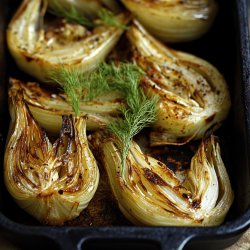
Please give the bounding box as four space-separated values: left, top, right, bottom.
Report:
7 0 129 83
4 90 99 225
127 21 231 146
122 0 217 43
9 78 123 134
90 132 233 226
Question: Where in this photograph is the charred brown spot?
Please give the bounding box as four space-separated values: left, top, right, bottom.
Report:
58 190 64 195
157 161 165 167
62 124 71 134
128 165 132 176
38 192 53 198
175 136 191 143
205 114 216 123
136 179 146 192
144 155 150 165
24 55 34 62
163 208 176 215
131 180 136 188
143 168 167 186
192 199 201 209
192 90 205 108
61 115 74 136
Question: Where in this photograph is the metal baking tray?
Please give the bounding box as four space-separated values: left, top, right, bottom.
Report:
0 0 250 249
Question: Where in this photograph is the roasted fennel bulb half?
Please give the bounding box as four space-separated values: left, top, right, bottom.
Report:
127 21 231 146
48 0 121 19
7 0 129 83
4 90 99 225
9 78 123 134
91 132 233 226
122 0 217 43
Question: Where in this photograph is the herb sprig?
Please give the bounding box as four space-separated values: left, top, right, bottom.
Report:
97 9 128 30
49 1 94 27
50 66 84 117
108 94 158 175
51 62 158 175
49 0 127 29
52 62 146 103
85 63 158 173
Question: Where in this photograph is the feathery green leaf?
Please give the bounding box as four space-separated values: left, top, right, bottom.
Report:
49 1 127 29
108 95 158 176
97 8 128 30
50 66 84 116
49 0 94 27
50 62 158 176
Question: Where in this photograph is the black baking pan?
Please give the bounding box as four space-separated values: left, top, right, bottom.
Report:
0 0 250 249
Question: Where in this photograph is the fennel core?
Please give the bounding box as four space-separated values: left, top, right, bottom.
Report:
51 62 158 176
49 0 127 30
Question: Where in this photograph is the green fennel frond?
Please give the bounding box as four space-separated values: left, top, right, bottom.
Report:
48 63 143 114
97 8 128 30
50 62 158 175
101 62 158 175
49 0 94 27
50 66 83 117
49 1 126 29
108 94 158 176
79 62 144 101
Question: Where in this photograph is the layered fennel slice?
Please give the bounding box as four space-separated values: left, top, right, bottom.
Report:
4 88 99 225
90 132 233 226
9 78 123 134
7 0 129 83
127 21 231 146
122 0 217 43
